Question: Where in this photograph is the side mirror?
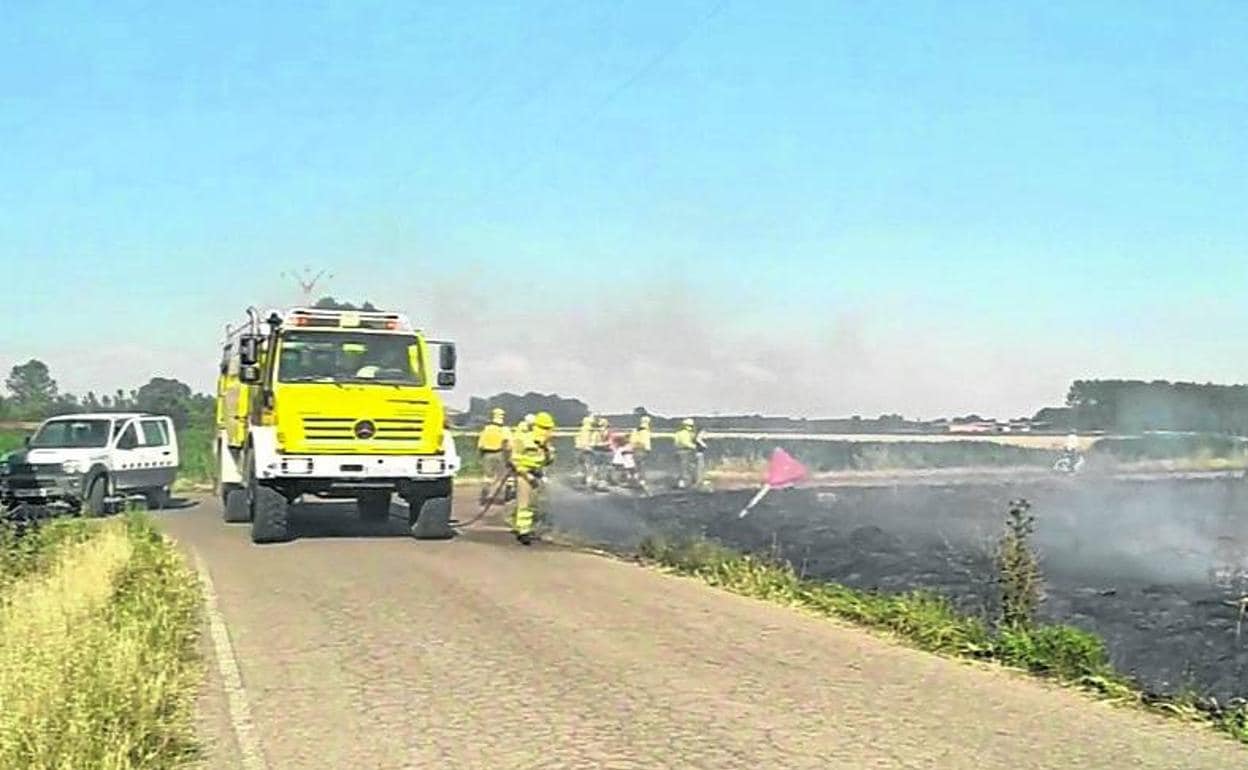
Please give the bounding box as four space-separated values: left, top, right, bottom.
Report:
439 343 457 372
239 336 260 366
240 365 262 384
436 371 456 388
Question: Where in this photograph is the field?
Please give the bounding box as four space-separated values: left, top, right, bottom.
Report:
549 476 1248 706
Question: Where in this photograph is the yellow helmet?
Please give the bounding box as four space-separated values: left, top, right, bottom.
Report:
597 417 609 427
581 416 594 427
524 413 536 426
640 415 651 427
682 418 695 428
534 412 556 430
491 407 505 423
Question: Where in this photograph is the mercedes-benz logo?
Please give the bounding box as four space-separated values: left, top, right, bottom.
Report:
354 420 377 439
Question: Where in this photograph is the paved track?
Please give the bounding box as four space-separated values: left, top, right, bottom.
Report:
159 496 1244 769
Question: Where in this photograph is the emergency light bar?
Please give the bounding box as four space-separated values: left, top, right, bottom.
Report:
283 307 413 333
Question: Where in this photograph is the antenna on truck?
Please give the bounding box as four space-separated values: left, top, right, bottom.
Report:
281 267 334 304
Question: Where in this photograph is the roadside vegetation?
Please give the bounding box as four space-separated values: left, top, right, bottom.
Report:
637 499 1248 745
0 513 202 769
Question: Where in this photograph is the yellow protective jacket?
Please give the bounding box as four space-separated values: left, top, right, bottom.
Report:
673 426 697 450
477 423 509 452
510 430 554 473
630 427 652 453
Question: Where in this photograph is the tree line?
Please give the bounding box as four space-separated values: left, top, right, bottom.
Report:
1034 379 1248 434
1 359 213 429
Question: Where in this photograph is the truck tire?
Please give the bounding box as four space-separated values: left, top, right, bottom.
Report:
250 484 291 544
83 475 108 517
223 485 250 523
357 491 392 521
410 494 454 540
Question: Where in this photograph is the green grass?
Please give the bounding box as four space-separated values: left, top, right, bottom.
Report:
0 428 23 456
175 424 214 485
637 536 1248 744
0 513 202 769
1091 433 1248 464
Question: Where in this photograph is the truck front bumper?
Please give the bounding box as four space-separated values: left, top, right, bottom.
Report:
0 473 84 506
258 453 460 481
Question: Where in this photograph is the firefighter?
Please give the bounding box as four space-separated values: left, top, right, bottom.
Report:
574 415 596 488
693 423 711 491
673 418 698 489
591 416 612 491
629 415 652 491
509 411 556 545
476 407 509 505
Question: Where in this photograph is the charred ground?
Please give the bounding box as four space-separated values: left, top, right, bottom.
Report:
550 476 1248 704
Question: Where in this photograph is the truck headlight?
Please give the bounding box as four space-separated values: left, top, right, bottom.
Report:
61 460 85 474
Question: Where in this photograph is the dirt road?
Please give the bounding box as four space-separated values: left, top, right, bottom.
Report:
159 497 1243 769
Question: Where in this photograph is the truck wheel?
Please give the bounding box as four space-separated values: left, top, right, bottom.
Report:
357 491 392 521
250 484 291 543
223 485 250 523
410 495 454 540
83 475 108 517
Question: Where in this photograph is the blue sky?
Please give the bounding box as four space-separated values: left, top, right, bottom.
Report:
2 1 1246 418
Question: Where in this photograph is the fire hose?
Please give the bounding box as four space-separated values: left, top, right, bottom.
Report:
452 468 517 530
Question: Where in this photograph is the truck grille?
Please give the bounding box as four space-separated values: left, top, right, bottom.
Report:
300 417 425 442
10 463 62 475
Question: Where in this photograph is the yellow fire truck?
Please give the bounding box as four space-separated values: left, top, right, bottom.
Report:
215 306 460 543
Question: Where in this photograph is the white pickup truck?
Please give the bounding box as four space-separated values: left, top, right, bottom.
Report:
0 412 180 514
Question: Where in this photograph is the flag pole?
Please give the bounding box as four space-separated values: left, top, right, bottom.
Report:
738 483 772 518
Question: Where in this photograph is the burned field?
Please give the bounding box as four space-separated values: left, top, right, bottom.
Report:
553 477 1248 704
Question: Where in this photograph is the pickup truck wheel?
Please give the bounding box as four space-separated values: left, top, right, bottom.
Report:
357 491 392 521
83 475 108 517
250 484 291 543
409 494 454 540
223 485 250 523
144 487 169 511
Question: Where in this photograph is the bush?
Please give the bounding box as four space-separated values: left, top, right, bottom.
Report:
995 499 1043 630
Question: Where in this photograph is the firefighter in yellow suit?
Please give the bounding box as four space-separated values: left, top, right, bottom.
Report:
509 411 556 546
476 407 510 505
629 415 652 491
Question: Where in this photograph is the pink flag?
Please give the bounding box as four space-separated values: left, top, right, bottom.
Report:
765 447 807 488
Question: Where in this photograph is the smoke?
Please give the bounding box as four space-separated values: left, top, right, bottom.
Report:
374 272 1084 419
0 270 1127 420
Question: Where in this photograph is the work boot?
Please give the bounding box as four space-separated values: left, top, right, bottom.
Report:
516 532 533 546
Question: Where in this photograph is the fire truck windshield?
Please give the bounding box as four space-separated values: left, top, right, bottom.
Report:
276 331 425 386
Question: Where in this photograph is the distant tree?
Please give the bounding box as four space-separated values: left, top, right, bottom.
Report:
5 359 58 418
632 406 649 416
134 377 195 428
313 296 379 311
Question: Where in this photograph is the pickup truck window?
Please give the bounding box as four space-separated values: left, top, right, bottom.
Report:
116 423 140 450
276 331 425 386
29 419 111 448
140 420 170 447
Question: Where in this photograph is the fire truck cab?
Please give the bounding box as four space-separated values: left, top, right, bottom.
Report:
215 306 460 543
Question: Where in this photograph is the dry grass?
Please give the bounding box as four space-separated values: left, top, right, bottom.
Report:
0 515 202 769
